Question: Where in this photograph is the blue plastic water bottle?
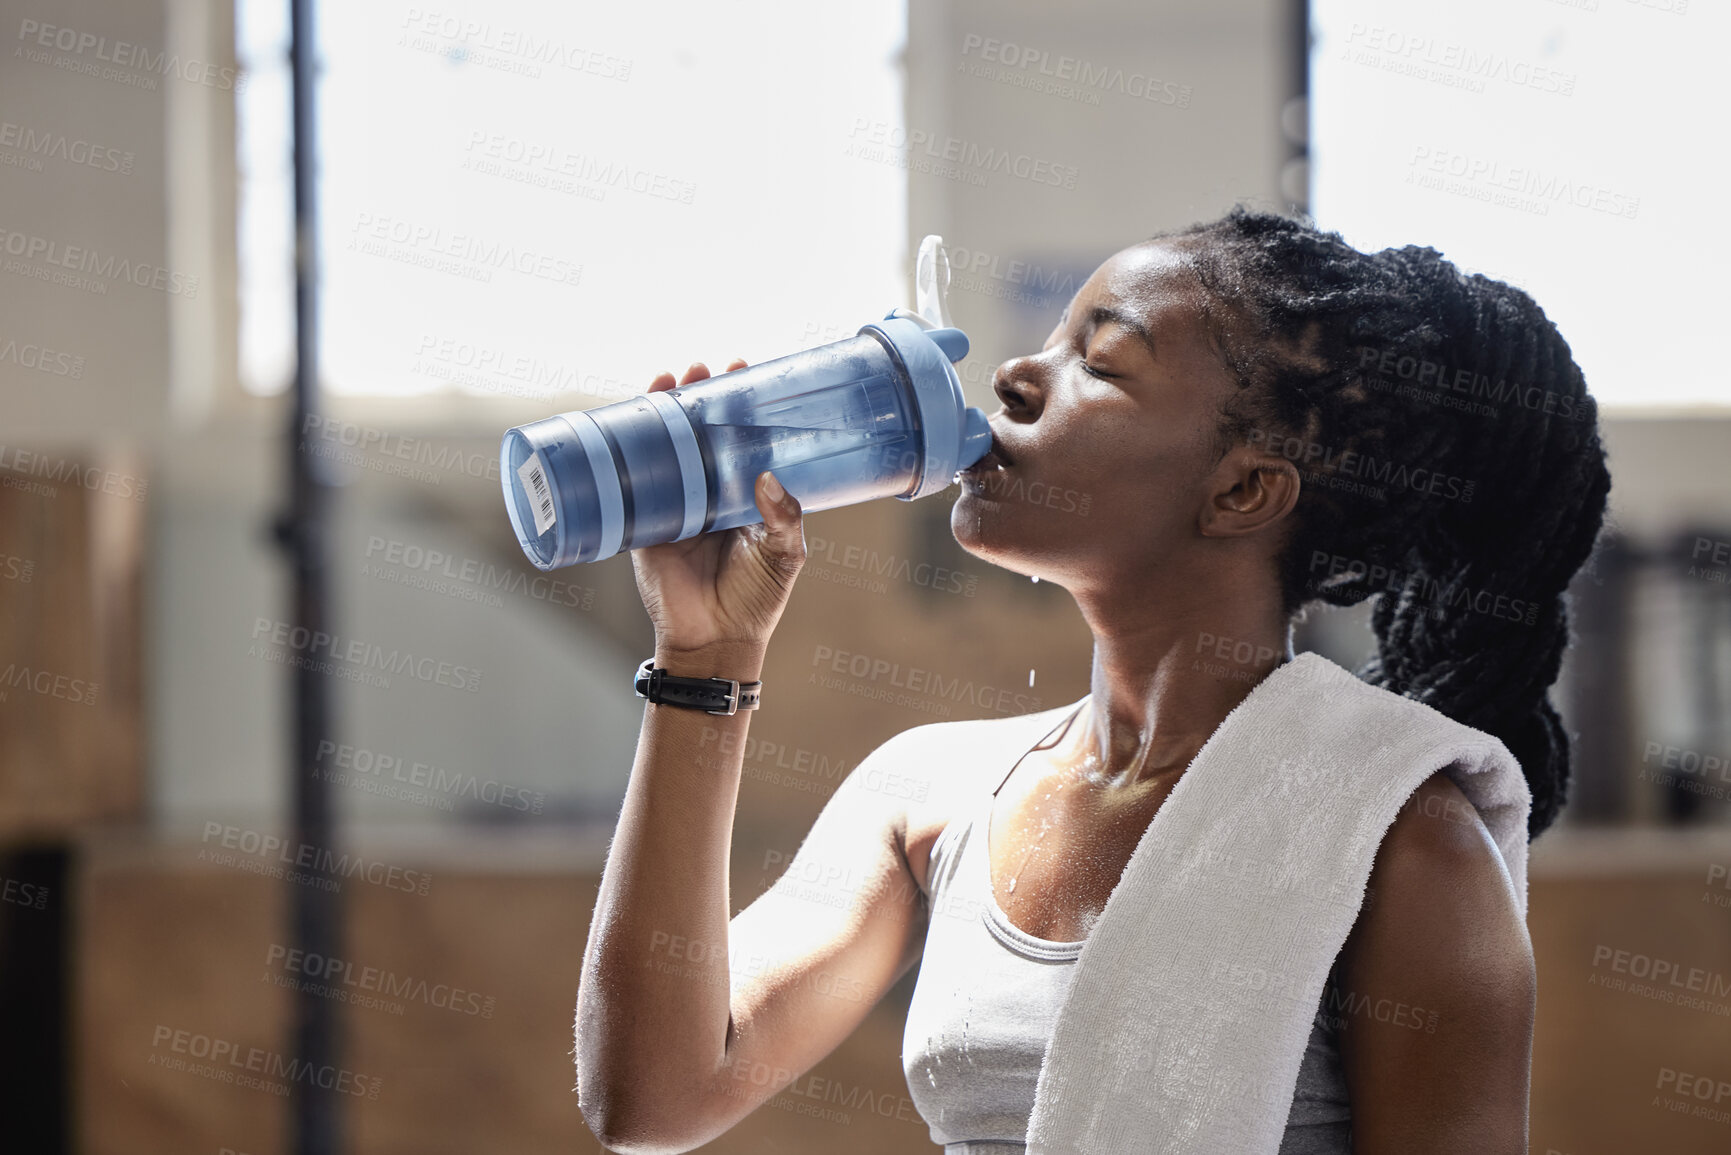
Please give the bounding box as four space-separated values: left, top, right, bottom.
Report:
500 236 993 570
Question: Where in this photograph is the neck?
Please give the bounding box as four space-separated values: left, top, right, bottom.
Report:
1068 572 1293 791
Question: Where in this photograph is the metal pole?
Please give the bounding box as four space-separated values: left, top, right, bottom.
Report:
1282 0 1311 215
279 0 343 1150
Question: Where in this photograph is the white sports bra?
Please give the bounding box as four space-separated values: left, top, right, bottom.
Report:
900 702 1353 1153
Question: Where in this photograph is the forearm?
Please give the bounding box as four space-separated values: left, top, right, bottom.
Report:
575 640 765 1146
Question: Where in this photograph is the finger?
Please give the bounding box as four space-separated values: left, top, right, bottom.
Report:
753 471 806 577
647 370 678 393
677 361 712 387
725 358 748 372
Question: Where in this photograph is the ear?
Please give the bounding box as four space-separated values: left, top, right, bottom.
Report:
1199 451 1301 539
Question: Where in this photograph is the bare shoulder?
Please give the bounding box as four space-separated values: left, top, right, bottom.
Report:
1346 770 1532 973
1364 770 1527 932
1334 768 1536 1149
862 703 1083 900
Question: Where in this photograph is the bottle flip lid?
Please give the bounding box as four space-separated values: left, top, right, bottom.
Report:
873 235 994 499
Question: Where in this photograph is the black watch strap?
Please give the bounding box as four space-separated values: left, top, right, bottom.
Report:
634 657 762 716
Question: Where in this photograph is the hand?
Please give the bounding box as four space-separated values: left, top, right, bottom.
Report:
629 360 807 661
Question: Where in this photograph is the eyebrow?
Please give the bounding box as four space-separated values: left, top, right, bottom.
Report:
1061 303 1158 359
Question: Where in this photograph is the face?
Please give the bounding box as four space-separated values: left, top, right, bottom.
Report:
951 239 1295 592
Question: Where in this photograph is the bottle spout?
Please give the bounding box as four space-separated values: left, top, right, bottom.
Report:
958 406 993 469
927 327 969 363
914 235 953 329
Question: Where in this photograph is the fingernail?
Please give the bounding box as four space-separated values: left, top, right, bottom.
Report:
762 472 786 502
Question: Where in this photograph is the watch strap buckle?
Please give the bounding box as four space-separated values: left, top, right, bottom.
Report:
634 657 761 716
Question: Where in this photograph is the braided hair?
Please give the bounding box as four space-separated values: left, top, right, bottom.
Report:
1153 205 1612 840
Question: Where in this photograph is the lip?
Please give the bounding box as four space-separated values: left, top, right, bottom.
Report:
960 428 1013 474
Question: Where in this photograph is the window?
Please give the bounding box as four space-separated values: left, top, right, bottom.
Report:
1310 0 1727 410
236 0 909 406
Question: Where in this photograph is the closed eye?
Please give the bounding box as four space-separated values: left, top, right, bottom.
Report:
1081 361 1114 380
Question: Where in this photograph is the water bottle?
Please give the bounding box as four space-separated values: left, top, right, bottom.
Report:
500 236 994 570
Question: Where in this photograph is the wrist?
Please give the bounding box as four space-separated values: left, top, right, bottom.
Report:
652 639 767 683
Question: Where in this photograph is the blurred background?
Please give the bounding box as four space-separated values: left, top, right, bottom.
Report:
0 0 1726 1151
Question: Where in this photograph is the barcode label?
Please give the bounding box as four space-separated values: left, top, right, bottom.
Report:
517 452 556 536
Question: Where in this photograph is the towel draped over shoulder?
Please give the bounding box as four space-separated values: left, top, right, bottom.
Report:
1024 650 1530 1154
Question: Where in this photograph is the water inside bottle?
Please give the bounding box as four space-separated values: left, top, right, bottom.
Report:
683 359 928 532
703 422 903 464
702 420 920 526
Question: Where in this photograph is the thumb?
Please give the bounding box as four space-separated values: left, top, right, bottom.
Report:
753 471 806 575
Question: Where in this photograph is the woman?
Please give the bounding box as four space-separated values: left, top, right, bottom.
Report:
573 206 1612 1154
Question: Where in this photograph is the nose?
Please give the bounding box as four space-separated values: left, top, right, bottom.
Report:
991 352 1046 417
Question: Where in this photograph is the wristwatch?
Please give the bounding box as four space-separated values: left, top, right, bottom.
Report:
633 657 762 716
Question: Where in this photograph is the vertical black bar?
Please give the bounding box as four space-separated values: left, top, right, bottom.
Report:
1567 533 1635 824
1283 0 1311 214
0 847 70 1152
1666 528 1724 824
284 0 343 1151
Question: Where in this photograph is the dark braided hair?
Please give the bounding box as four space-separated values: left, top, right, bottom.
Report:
1152 205 1612 840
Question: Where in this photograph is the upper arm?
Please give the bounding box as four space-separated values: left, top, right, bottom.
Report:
686 725 941 1143
1334 770 1536 1155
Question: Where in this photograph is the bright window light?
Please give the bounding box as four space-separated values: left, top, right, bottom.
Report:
1311 0 1728 411
235 0 294 396
237 0 909 403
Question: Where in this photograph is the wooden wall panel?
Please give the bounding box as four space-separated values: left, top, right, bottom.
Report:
0 450 145 839
75 831 1731 1154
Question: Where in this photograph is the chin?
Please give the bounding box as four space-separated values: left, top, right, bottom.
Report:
948 483 1001 554
948 489 1058 582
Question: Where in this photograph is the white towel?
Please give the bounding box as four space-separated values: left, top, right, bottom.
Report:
1024 650 1531 1154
